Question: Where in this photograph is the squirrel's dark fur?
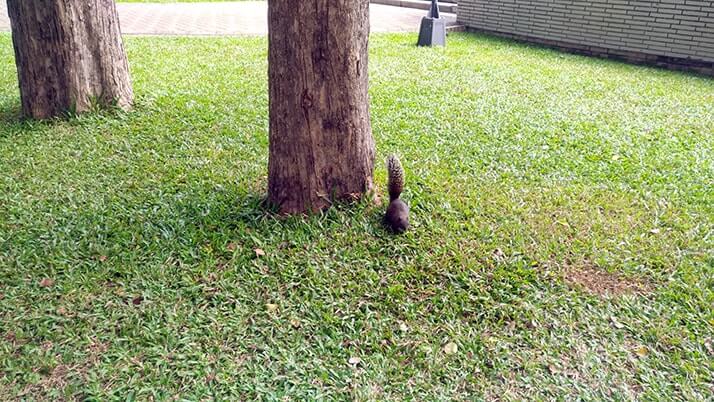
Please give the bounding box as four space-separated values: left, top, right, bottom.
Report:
385 155 409 233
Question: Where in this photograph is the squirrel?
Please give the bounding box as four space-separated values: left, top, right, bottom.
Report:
384 155 410 233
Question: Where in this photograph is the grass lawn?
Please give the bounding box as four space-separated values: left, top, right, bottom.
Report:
1 32 713 400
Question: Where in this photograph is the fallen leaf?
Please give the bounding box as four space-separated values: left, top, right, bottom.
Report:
226 242 238 251
443 342 458 355
635 346 649 358
348 357 361 365
205 372 216 383
39 278 55 288
254 248 266 257
132 296 144 305
266 303 278 313
704 339 713 355
556 220 571 228
4 331 16 342
610 316 625 329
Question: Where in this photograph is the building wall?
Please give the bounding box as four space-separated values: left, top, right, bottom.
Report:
457 0 714 75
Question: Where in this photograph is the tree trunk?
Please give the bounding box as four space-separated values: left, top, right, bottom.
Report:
267 0 376 215
7 0 133 119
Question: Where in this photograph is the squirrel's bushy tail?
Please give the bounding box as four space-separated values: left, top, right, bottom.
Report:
387 155 404 201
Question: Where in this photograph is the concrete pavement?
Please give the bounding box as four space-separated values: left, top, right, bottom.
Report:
0 2 457 36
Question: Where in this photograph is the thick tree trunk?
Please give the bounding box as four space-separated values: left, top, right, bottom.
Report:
267 0 376 214
7 0 133 119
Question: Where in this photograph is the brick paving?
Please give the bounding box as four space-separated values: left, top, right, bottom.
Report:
0 2 456 35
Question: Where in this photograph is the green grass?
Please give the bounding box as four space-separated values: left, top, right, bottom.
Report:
1 32 713 400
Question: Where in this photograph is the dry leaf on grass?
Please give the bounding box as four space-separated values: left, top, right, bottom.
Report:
610 316 625 329
443 342 458 355
39 278 55 288
634 346 649 358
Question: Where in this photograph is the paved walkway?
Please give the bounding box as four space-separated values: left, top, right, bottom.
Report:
0 2 456 35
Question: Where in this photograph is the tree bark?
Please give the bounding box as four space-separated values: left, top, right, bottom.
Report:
267 0 376 215
7 0 133 119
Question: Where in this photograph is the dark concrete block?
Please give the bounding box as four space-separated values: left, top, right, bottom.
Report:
418 17 447 46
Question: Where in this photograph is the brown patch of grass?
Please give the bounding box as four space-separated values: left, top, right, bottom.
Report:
17 341 109 400
564 263 652 297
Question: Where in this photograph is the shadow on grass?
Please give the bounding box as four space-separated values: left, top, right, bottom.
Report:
0 98 138 136
2 174 334 276
0 100 22 125
455 31 713 79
